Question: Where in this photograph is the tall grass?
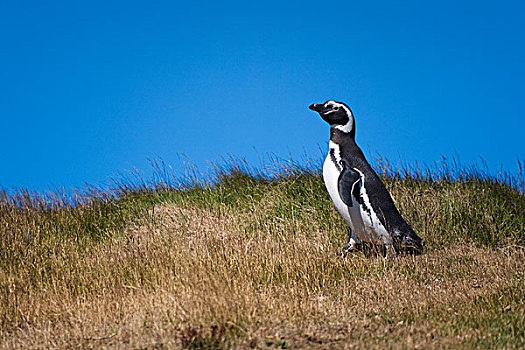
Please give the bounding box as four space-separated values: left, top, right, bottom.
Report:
0 156 523 349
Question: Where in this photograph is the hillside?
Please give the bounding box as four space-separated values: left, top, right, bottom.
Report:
1 159 524 349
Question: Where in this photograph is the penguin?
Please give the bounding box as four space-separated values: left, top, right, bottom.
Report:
309 100 423 255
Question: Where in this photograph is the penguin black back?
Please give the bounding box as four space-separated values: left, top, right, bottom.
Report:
331 128 419 247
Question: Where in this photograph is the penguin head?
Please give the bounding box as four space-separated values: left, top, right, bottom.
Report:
309 100 355 135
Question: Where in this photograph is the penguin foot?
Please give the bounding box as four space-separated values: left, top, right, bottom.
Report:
337 242 361 257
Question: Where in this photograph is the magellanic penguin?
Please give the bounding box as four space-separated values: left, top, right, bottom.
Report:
309 100 423 255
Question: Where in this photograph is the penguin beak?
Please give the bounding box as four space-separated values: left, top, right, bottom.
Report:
309 103 322 112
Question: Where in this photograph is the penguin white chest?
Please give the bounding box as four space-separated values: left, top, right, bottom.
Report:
323 142 391 246
323 142 361 230
323 147 353 227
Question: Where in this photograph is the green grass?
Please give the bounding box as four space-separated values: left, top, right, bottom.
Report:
0 157 523 349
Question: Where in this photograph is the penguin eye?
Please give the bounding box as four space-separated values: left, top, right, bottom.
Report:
333 106 340 110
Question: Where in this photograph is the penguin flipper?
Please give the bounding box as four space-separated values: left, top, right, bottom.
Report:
338 164 361 207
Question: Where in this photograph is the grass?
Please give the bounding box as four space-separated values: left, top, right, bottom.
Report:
0 157 524 349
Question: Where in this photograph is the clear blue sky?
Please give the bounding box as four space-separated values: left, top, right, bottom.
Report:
1 1 524 191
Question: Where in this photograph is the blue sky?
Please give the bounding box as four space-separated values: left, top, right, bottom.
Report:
1 1 524 191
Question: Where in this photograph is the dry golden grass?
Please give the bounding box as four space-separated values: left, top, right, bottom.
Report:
1 161 524 349
1 203 523 349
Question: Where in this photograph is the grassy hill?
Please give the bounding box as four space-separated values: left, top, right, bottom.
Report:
1 158 524 349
